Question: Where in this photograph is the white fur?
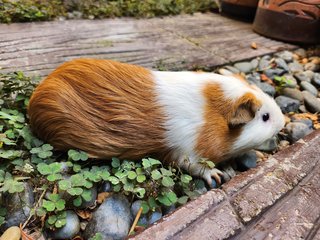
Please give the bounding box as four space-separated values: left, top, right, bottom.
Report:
152 70 285 161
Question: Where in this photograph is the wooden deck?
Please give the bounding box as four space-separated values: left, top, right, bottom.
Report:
0 12 297 77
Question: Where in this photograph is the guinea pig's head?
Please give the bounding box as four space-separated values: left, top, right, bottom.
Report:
201 74 285 160
225 76 285 154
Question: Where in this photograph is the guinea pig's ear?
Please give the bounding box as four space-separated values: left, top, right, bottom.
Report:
229 93 261 128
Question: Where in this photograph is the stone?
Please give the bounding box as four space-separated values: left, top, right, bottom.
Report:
254 82 276 97
288 61 303 73
275 96 300 113
276 51 293 62
235 151 257 170
282 74 298 88
80 186 97 208
246 72 261 84
149 211 163 224
138 215 148 226
84 194 133 240
0 226 21 240
264 68 286 79
250 58 259 69
47 211 80 240
285 122 313 142
281 88 304 102
225 66 240 74
312 73 320 88
218 68 233 76
234 62 253 73
294 48 307 58
302 91 320 113
131 200 143 216
194 179 208 194
221 165 236 182
300 81 318 96
258 59 270 71
299 105 307 113
99 181 112 192
162 204 176 215
303 70 315 80
294 72 312 82
256 137 278 152
275 58 289 72
0 183 34 231
304 62 319 71
292 118 313 129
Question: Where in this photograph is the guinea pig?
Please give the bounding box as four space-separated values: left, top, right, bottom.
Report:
28 59 285 185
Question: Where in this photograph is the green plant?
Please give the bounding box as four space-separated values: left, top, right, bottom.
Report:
274 75 293 92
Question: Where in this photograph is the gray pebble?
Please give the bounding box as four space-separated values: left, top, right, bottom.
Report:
281 88 304 102
275 96 300 113
218 68 233 76
282 74 298 88
288 61 303 73
99 181 112 193
276 51 293 62
221 165 236 182
295 72 312 82
131 200 143 217
300 81 318 96
275 58 289 72
262 55 271 61
149 211 162 224
246 72 261 84
294 48 306 58
47 211 80 240
256 136 278 152
303 70 315 80
302 91 320 113
299 105 307 113
162 204 176 215
285 122 313 142
84 194 133 240
80 186 97 208
304 62 319 71
292 118 313 129
138 215 148 226
258 59 270 71
255 81 276 97
250 58 259 69
264 68 286 79
225 65 240 74
235 151 257 170
0 183 34 231
234 62 253 73
312 73 320 88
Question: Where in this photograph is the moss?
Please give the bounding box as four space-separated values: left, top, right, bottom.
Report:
0 0 218 23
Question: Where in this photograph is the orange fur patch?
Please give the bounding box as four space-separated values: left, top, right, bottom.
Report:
195 83 261 164
28 59 167 159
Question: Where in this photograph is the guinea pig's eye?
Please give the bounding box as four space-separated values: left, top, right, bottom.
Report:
262 113 270 122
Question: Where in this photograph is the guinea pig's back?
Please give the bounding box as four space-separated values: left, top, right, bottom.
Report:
28 59 167 159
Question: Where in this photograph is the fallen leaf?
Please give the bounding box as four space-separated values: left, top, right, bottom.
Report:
76 210 92 220
72 236 84 240
97 192 111 204
251 42 257 49
260 74 274 85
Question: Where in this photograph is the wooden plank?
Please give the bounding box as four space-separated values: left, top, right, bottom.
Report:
0 13 297 77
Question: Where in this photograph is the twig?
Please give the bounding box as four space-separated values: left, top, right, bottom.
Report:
128 207 143 235
21 188 47 229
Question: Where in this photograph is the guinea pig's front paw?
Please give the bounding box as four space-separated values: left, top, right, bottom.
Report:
202 168 224 187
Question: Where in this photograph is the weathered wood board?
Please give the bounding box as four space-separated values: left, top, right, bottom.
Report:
0 13 296 77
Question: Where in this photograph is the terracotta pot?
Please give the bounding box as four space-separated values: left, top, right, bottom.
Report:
253 0 320 44
221 0 259 20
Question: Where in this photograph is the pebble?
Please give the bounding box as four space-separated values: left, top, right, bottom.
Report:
303 70 315 80
246 72 261 84
0 226 21 240
221 165 236 182
312 73 320 88
162 204 176 215
281 88 304 102
194 179 208 194
47 211 80 239
256 136 278 152
282 74 298 88
288 61 303 73
264 68 286 79
304 62 319 72
285 122 313 142
149 211 162 224
235 151 257 170
294 48 307 58
250 58 259 69
300 81 318 96
279 140 290 148
258 58 270 71
299 105 307 113
218 68 233 76
292 118 313 129
138 214 148 226
294 72 312 82
225 65 240 74
276 51 293 62
275 96 300 113
255 81 276 97
99 181 112 192
131 200 143 216
302 91 320 113
275 58 289 72
84 194 133 240
234 62 253 73
0 183 34 231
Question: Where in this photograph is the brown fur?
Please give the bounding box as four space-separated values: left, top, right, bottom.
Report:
28 59 167 159
195 83 261 163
